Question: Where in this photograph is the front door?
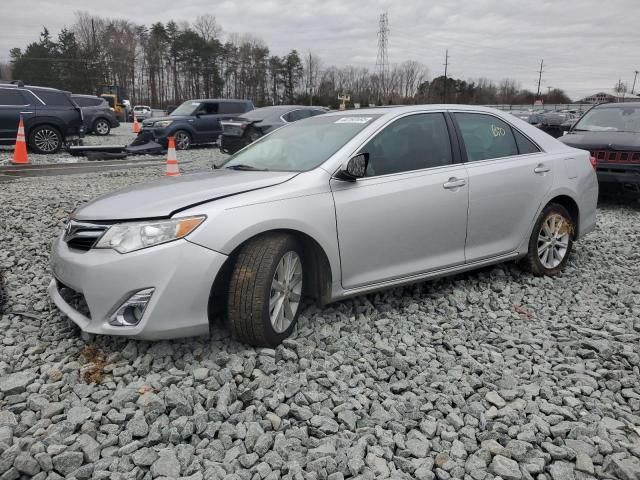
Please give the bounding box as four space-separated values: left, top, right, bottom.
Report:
331 112 469 289
0 88 35 142
192 101 220 142
452 112 554 261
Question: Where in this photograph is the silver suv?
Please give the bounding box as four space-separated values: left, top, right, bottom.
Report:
50 105 598 347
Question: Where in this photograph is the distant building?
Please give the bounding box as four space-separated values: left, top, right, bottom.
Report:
579 90 640 104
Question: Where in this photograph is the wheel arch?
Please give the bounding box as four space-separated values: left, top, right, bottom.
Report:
546 194 580 239
207 228 333 323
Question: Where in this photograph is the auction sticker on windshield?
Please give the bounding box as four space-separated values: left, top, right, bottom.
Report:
335 117 373 124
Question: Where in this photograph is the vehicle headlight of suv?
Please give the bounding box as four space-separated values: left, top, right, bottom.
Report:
95 216 205 253
154 120 173 128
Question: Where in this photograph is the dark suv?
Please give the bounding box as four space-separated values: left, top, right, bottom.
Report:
71 94 120 136
0 82 84 154
139 99 254 149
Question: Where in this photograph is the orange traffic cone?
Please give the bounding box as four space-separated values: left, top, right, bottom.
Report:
133 115 140 133
11 116 29 165
165 137 180 177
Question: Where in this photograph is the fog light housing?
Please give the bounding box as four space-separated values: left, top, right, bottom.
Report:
109 288 154 326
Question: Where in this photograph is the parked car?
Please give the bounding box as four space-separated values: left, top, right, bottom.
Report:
50 105 597 346
559 102 640 198
133 105 152 121
138 99 254 149
220 105 328 154
71 94 120 136
0 81 84 154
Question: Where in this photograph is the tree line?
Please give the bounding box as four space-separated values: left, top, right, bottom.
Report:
4 12 571 108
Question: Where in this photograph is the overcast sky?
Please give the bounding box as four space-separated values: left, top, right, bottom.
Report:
1 0 639 100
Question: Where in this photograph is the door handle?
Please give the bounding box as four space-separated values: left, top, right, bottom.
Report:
443 177 466 190
20 111 33 114
534 164 551 174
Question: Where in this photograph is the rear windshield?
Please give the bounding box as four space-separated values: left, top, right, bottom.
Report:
223 114 381 172
574 106 640 133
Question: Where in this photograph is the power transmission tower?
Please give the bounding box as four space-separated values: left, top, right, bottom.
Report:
632 70 639 95
443 50 450 103
536 59 544 100
376 13 389 104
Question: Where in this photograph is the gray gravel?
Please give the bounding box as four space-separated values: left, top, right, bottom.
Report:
1 126 640 479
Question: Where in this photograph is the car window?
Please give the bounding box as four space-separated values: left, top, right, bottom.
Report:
284 109 313 122
513 129 540 155
198 102 219 115
455 113 518 162
37 91 75 107
219 102 247 114
573 106 640 133
360 113 453 177
224 114 382 171
310 109 326 117
0 88 29 106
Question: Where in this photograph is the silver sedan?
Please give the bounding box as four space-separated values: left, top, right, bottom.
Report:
50 105 598 346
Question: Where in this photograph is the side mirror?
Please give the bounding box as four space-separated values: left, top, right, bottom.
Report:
336 153 369 181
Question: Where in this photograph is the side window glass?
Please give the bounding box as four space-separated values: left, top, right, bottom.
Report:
0 89 28 106
219 102 244 114
513 129 540 154
199 103 219 115
284 110 310 122
360 113 453 177
454 113 518 162
37 91 74 107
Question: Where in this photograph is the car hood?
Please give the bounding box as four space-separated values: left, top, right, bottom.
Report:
74 170 297 221
559 131 640 151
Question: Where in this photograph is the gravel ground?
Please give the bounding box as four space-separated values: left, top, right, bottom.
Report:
1 127 640 480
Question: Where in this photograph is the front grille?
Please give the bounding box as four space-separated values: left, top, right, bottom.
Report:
57 281 91 319
64 221 108 251
592 150 640 164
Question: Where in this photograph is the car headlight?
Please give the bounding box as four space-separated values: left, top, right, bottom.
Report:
95 216 205 253
154 120 173 128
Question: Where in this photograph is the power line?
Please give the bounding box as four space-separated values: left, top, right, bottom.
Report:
375 12 389 103
536 59 544 99
443 49 449 103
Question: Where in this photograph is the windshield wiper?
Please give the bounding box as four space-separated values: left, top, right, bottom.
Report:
225 164 268 171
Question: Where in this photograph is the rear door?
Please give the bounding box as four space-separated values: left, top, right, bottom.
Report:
0 88 34 142
451 111 553 261
36 90 82 136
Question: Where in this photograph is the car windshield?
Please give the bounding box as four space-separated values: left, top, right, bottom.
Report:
170 101 200 116
573 106 640 133
223 114 381 171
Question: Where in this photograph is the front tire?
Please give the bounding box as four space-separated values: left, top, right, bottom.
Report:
28 125 62 154
93 118 111 136
227 234 304 347
524 203 574 276
173 130 191 150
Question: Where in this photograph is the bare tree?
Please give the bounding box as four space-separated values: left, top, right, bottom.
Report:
194 14 222 41
303 51 322 105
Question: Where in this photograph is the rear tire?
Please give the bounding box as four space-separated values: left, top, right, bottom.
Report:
227 233 304 347
523 203 574 276
93 118 111 136
28 125 62 154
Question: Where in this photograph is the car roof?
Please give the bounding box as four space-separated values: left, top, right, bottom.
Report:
593 102 640 108
188 98 252 103
72 94 103 99
0 83 66 93
322 104 517 117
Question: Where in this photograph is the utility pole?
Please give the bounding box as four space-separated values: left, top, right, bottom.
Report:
443 49 449 103
308 51 313 106
536 59 544 100
632 70 639 95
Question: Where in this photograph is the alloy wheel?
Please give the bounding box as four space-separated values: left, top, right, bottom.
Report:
174 132 190 150
269 251 303 333
537 213 570 269
34 129 60 153
95 120 109 135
